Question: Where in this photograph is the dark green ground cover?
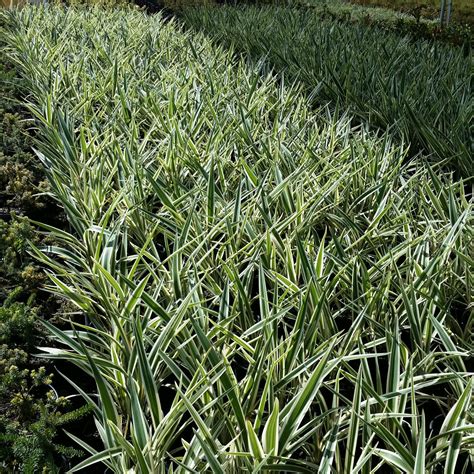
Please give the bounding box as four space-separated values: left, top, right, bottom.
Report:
0 21 89 473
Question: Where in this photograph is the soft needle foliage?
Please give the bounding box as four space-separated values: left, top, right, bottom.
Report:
1 5 473 473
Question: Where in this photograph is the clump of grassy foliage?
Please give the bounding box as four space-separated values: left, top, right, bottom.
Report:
181 4 473 177
2 4 473 473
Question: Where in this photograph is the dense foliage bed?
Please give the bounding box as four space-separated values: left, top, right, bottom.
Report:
0 3 472 472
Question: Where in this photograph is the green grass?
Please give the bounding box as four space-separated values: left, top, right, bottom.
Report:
1 4 473 473
182 4 473 178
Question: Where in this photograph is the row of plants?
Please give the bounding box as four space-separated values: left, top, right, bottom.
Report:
181 3 473 178
2 5 472 472
348 0 474 26
0 17 89 473
297 0 473 47
133 1 473 46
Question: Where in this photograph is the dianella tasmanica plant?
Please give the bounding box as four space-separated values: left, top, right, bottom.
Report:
182 4 473 177
1 5 473 473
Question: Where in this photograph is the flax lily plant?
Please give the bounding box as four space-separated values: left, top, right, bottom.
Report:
182 4 474 178
1 5 473 473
